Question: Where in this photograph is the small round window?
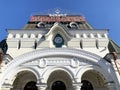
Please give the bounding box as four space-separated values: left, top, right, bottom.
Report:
53 34 64 48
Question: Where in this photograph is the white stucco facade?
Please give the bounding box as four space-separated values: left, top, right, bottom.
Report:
1 48 119 90
0 14 120 90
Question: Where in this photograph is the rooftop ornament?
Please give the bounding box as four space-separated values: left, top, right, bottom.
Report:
49 9 67 17
30 8 86 22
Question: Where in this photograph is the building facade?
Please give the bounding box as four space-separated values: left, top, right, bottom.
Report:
0 12 120 90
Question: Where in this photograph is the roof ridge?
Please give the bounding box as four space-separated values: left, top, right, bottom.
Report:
108 39 120 53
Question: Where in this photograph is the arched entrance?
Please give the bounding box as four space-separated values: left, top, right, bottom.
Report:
52 81 66 90
24 81 38 90
47 70 72 90
81 80 93 90
81 70 107 90
11 71 37 90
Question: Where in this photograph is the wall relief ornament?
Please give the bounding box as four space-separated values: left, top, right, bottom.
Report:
39 58 47 68
21 57 93 68
71 58 79 68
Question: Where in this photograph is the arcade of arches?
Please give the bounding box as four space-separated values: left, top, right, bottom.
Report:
11 71 37 90
10 69 108 90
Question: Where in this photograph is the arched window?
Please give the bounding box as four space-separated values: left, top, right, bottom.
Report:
37 22 45 28
53 34 64 48
70 22 78 29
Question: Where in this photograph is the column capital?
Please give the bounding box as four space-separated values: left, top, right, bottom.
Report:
73 82 82 90
37 77 45 83
36 83 47 90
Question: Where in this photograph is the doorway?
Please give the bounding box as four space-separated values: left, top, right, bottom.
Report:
52 81 66 90
24 81 38 90
81 70 107 90
81 80 93 90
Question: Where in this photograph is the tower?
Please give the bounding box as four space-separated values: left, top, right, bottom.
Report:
0 11 120 90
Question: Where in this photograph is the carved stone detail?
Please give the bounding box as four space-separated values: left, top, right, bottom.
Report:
21 57 94 68
39 58 47 68
71 58 79 68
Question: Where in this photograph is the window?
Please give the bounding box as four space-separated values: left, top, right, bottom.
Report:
70 22 78 29
53 34 64 48
37 22 45 28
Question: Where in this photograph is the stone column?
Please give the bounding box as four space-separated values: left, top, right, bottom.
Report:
36 83 47 90
73 83 82 90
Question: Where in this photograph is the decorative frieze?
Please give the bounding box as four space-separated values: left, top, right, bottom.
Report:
7 30 108 49
7 30 108 39
21 57 93 68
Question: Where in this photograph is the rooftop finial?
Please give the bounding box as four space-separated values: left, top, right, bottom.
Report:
55 9 60 14
49 8 67 17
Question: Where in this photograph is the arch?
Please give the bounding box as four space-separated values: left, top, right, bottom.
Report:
11 70 37 90
45 23 72 41
6 67 40 86
76 65 114 82
42 67 74 84
81 70 107 90
0 48 118 88
45 23 72 47
17 67 39 79
47 69 72 90
69 22 78 29
76 65 116 90
37 22 46 28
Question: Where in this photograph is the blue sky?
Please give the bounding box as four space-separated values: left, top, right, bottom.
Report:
0 0 120 45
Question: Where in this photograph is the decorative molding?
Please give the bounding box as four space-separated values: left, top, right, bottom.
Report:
39 58 47 68
0 48 102 85
21 57 95 68
71 58 79 68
